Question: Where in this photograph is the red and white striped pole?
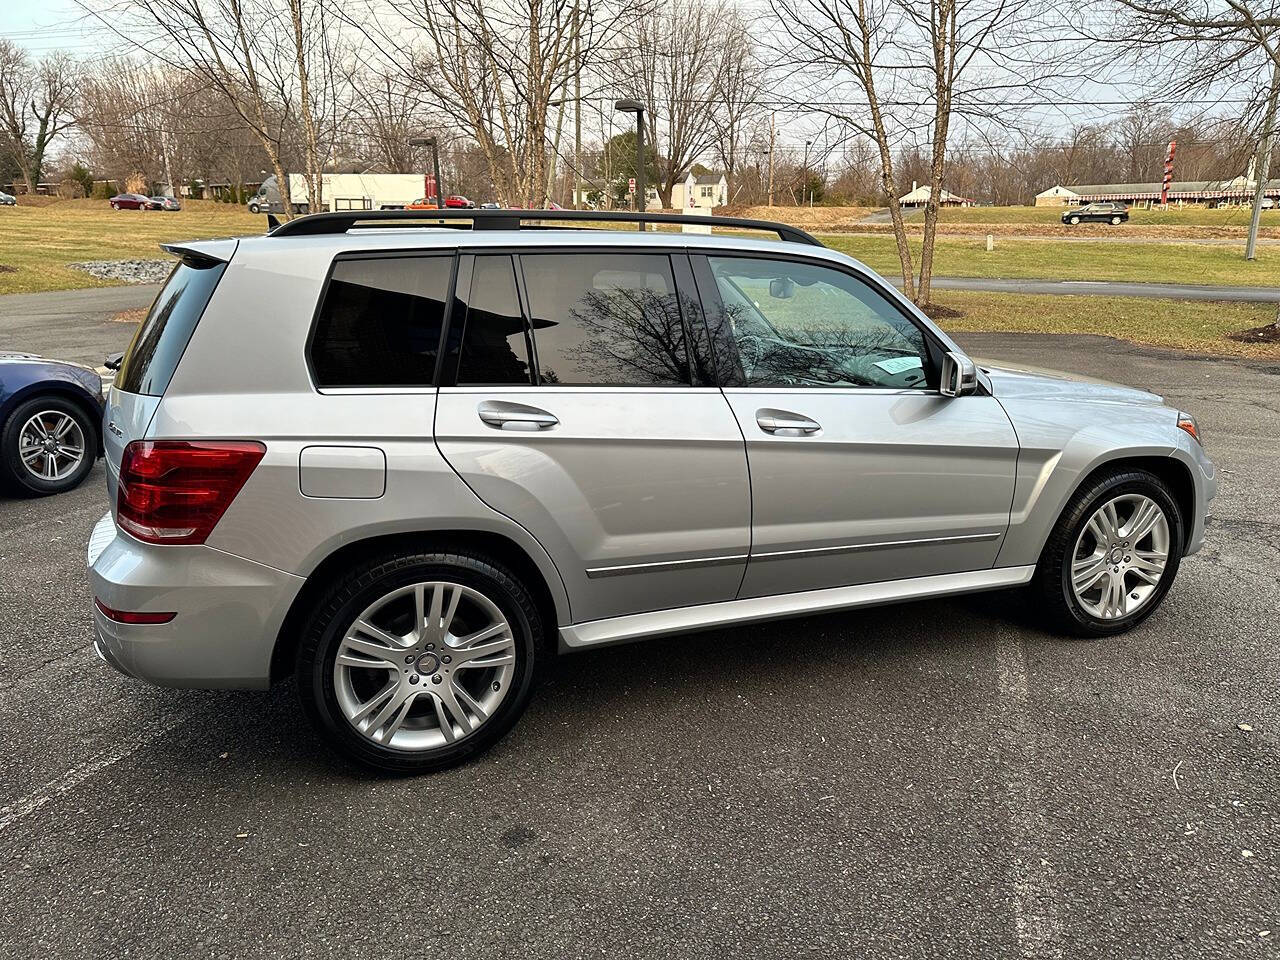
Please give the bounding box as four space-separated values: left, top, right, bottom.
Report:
1161 140 1177 206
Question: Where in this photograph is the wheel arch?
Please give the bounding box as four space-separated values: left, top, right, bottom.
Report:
270 528 565 684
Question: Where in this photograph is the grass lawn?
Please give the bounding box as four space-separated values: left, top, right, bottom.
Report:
0 200 263 295
822 234 1280 287
932 291 1280 359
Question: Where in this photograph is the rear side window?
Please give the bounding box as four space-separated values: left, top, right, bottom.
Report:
116 259 227 396
519 253 689 386
310 256 452 387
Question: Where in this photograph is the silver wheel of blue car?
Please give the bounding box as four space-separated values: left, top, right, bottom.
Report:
1070 493 1170 620
333 581 517 750
18 410 86 482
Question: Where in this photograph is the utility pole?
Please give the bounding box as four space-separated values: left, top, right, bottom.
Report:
803 139 812 207
767 111 775 207
1247 59 1280 262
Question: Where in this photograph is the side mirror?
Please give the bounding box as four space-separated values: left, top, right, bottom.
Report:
103 351 124 371
940 351 977 397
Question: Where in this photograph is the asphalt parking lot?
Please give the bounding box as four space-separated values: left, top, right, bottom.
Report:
1 324 1277 959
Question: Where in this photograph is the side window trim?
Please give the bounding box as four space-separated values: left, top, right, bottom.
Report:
690 251 945 391
305 250 458 392
510 254 544 386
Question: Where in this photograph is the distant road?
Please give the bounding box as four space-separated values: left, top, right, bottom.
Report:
0 284 159 365
902 276 1280 302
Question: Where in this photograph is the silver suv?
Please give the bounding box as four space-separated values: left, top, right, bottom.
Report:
88 210 1215 772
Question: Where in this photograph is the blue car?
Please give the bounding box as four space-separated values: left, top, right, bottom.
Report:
0 353 105 496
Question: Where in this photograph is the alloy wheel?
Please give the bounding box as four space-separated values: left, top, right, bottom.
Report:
18 410 86 482
1070 494 1170 620
333 581 517 750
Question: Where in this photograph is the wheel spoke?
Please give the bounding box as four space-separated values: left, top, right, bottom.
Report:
53 416 75 439
367 686 413 741
1102 500 1122 540
348 681 397 725
455 621 507 648
1072 553 1109 593
1125 499 1163 545
434 680 477 735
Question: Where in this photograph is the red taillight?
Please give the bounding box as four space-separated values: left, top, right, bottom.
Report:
116 440 266 545
94 597 176 624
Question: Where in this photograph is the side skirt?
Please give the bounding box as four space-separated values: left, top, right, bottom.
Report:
558 565 1036 651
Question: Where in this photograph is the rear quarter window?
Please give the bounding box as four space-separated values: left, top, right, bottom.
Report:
116 259 227 396
309 256 453 388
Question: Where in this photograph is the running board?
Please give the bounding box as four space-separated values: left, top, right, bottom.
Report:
558 565 1036 651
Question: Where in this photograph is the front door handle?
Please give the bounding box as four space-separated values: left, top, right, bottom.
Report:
756 408 821 435
477 400 559 430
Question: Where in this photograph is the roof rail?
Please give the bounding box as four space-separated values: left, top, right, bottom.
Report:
264 208 823 247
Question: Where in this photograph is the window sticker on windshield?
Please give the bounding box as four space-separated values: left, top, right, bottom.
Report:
873 356 923 375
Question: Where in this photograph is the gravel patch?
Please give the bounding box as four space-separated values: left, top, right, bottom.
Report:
69 259 173 284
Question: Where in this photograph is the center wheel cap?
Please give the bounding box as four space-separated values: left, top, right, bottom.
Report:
414 652 441 676
1108 547 1124 565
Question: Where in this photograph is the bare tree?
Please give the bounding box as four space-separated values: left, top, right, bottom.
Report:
711 11 768 199
767 0 1043 304
82 0 341 217
612 0 727 207
355 0 640 207
0 40 77 193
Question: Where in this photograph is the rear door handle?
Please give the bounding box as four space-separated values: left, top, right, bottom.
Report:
477 400 559 430
756 408 821 435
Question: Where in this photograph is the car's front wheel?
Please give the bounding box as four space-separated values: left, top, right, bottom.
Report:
1068 215 1080 225
296 551 543 773
1110 216 1122 225
0 395 97 496
1033 468 1183 636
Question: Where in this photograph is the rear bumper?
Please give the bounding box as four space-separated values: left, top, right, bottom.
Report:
87 512 304 689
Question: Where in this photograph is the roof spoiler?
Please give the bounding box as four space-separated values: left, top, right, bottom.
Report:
159 238 239 266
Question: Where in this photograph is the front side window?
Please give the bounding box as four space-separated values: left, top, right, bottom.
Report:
706 256 930 390
519 253 689 386
310 256 451 387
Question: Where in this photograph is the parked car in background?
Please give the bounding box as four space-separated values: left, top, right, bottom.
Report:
1062 202 1129 225
151 196 181 211
406 197 439 210
444 195 474 208
86 211 1214 774
1 353 103 496
110 193 155 210
0 190 15 206
478 202 501 210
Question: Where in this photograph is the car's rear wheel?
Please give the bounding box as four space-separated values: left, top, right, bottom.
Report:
296 551 543 773
1032 468 1183 636
0 395 97 496
1110 216 1122 225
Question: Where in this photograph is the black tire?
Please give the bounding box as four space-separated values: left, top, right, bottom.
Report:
110 202 119 210
1110 216 1122 225
296 551 544 774
1031 468 1183 637
1068 215 1080 225
0 395 98 497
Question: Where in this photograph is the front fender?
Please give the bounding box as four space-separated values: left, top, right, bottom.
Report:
993 399 1195 567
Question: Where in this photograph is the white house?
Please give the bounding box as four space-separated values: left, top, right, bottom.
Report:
672 173 728 210
1034 185 1081 206
898 182 974 207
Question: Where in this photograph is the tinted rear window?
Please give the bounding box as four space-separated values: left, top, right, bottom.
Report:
310 256 452 387
116 259 227 396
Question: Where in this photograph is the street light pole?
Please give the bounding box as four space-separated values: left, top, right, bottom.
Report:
615 99 646 230
408 135 443 208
